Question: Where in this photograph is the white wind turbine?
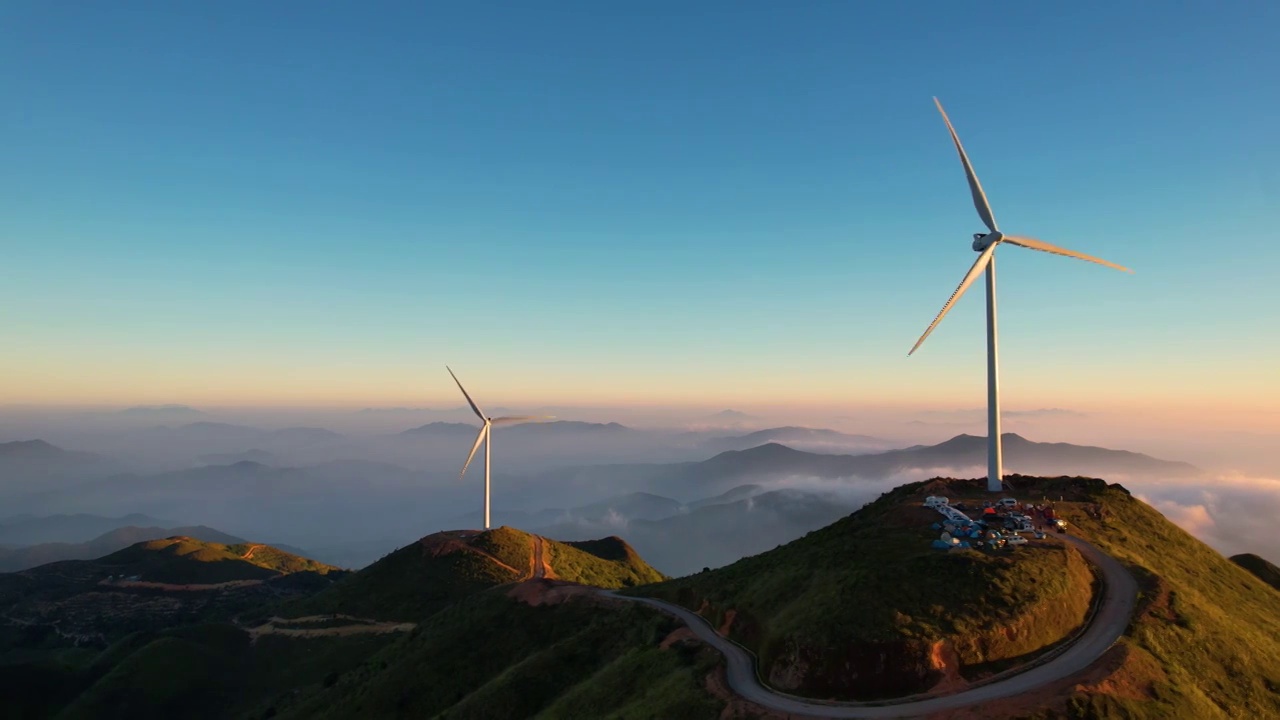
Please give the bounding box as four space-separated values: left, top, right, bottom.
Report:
910 98 1132 493
447 367 546 530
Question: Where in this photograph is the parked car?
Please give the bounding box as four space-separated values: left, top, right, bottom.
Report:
1005 535 1028 546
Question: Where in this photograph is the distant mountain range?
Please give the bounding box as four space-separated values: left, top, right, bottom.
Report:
699 426 891 454
138 422 347 449
399 420 628 437
197 448 279 465
0 441 118 497
549 432 1201 501
6 458 444 555
532 487 855 576
0 524 247 572
0 512 173 545
116 404 206 418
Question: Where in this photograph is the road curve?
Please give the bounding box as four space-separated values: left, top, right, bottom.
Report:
604 534 1137 719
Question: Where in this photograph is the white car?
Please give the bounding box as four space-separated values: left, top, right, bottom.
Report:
1005 535 1028 546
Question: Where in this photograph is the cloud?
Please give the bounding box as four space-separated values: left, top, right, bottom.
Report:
754 465 987 508
1126 474 1280 564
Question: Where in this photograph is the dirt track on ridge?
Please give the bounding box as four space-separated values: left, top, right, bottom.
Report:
242 614 415 641
531 536 555 580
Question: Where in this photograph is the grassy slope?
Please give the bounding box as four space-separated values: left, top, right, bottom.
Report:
279 533 523 621
271 593 722 720
550 537 667 588
46 625 390 720
1230 553 1280 591
283 527 666 622
635 480 1092 698
94 537 338 584
1048 482 1280 719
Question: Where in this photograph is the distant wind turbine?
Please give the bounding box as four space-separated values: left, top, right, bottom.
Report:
447 366 548 530
910 98 1132 493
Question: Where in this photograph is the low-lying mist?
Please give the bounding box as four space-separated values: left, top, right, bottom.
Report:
3 405 1277 573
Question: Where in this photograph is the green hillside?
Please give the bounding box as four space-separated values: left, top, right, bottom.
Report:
94 537 339 585
637 475 1280 717
1231 553 1280 591
0 537 346 663
1 529 695 720
0 624 391 720
269 592 722 720
9 482 1276 719
282 527 664 622
550 537 666 588
1055 483 1280 719
635 478 1095 699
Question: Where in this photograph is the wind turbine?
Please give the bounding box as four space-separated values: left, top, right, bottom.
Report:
447 366 545 530
909 98 1132 493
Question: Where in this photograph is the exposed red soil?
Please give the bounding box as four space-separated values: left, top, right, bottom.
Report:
659 627 697 649
921 642 1162 720
718 609 738 635
505 578 606 607
532 536 556 580
417 531 523 576
927 639 969 694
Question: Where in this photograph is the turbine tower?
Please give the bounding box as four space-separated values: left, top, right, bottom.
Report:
447 367 543 530
909 98 1132 493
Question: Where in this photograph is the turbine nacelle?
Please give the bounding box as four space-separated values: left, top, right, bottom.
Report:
972 231 1003 252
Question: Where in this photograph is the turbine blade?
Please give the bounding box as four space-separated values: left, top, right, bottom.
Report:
934 97 998 233
909 244 996 355
1001 235 1133 273
461 424 489 478
490 415 554 426
446 366 486 420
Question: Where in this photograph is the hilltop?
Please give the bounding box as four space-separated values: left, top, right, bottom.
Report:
635 478 1097 699
97 536 338 585
637 475 1280 717
0 537 345 649
0 524 246 572
281 526 664 622
1231 553 1280 591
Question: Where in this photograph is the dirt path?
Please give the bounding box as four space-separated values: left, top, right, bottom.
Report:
241 544 265 560
602 533 1138 718
99 578 264 592
241 614 415 642
530 536 555 580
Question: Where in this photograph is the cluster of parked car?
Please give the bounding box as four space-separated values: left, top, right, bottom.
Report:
923 495 1068 553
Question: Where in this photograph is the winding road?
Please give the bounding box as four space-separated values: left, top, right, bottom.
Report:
605 534 1137 719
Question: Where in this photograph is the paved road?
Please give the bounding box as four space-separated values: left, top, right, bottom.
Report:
605 534 1137 719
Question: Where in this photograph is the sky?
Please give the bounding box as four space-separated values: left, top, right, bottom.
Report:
2 2 1278 423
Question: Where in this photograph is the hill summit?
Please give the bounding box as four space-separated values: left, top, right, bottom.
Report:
637 474 1280 717
285 526 664 621
96 536 338 585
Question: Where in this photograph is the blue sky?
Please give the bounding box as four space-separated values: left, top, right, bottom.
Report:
2 2 1277 411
